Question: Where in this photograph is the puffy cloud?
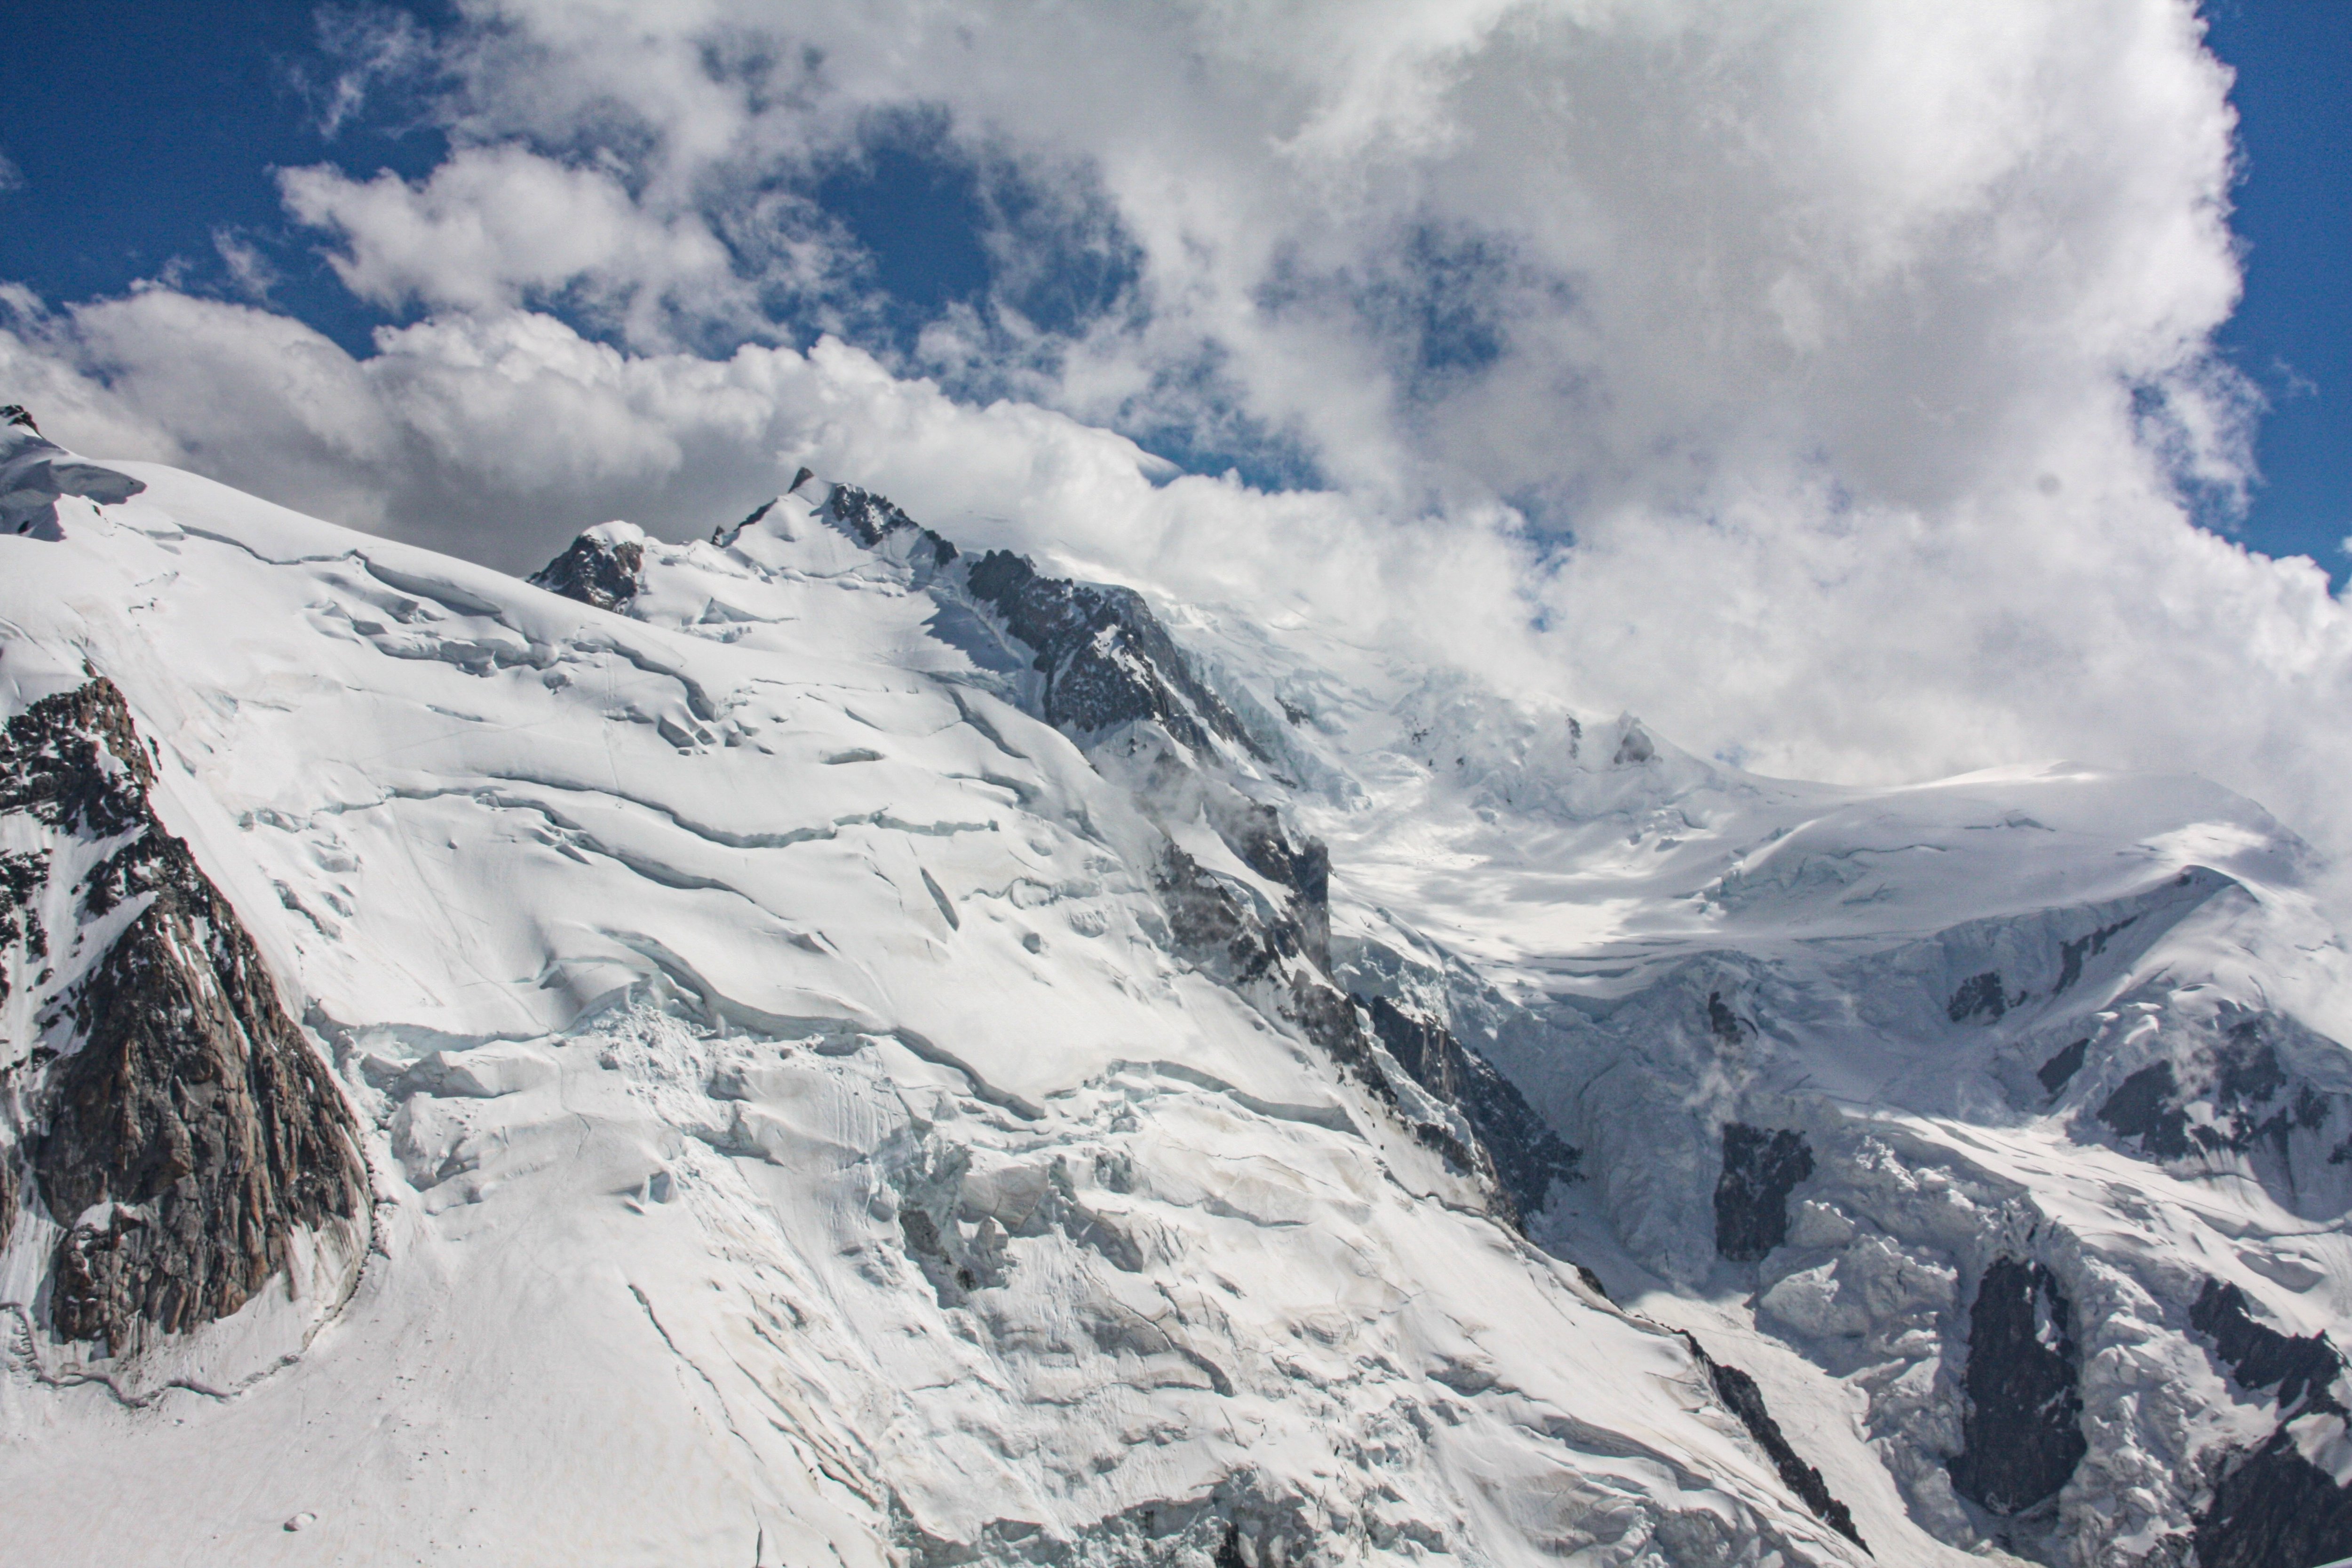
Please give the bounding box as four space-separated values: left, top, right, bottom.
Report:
4 287 1538 680
278 146 761 347
10 0 2352 887
373 0 2245 512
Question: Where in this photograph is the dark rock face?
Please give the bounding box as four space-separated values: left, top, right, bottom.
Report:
1706 991 1751 1044
1222 800 1331 964
2037 1037 2090 1097
0 680 369 1354
1947 971 2008 1024
1153 847 1558 1231
2193 1429 2352 1568
0 846 48 1009
2185 1276 2352 1567
757 482 961 567
38 827 371 1347
823 484 957 564
1158 843 1310 989
1364 996 1581 1223
2191 1277 2344 1412
2055 916 2137 995
529 529 645 612
2098 1022 2330 1163
1949 1258 2086 1515
0 677 158 836
2099 1062 2190 1157
1685 1335 1867 1550
965 549 1257 759
1714 1124 1813 1262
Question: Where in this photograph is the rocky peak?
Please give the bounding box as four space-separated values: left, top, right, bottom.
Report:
755 471 1252 763
0 674 157 836
529 520 647 612
964 548 1257 760
822 482 923 548
817 481 961 569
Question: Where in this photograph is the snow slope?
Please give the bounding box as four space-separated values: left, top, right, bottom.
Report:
0 430 2346 1567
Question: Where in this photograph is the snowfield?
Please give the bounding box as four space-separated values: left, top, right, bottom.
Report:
1 421 2348 1567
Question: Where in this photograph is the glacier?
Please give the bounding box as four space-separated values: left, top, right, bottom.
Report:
1 418 2348 1567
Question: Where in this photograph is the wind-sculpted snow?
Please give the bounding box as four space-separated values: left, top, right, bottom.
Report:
4 446 2352 1566
0 406 145 538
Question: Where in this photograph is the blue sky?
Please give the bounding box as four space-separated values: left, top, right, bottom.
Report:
0 2 437 357
2 1 2343 575
2203 1 2352 572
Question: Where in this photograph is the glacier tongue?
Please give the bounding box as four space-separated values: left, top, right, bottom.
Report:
1 453 2349 1566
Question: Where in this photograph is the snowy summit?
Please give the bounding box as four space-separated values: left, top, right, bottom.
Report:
1 421 2349 1568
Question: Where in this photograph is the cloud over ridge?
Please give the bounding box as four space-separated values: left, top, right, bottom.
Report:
10 0 2352 881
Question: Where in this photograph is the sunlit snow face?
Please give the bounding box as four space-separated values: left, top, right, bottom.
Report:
10 0 2352 898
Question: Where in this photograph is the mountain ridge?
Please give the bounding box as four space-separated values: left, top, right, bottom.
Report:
0 422 2347 1566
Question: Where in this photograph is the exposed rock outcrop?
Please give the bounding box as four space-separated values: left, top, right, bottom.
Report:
1715 1123 1813 1262
1685 1334 1867 1550
821 482 960 565
0 679 370 1357
1946 970 2009 1024
2036 1036 2089 1096
1948 1257 2085 1516
2054 916 2136 995
2098 1019 2332 1163
2193 1427 2352 1568
2186 1275 2352 1568
1363 995 1581 1224
1154 849 1552 1230
2191 1277 2344 1412
965 548 1257 759
529 521 647 612
1157 842 1311 989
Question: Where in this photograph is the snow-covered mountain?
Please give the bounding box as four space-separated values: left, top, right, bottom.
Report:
2 409 2348 1568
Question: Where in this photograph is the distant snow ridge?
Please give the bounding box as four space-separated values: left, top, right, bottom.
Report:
0 405 143 537
3 430 2351 1568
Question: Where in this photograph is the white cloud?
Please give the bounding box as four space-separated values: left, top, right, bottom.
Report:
304 4 442 138
278 145 761 348
437 0 2241 518
4 290 1537 679
211 228 279 302
12 0 2352 887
